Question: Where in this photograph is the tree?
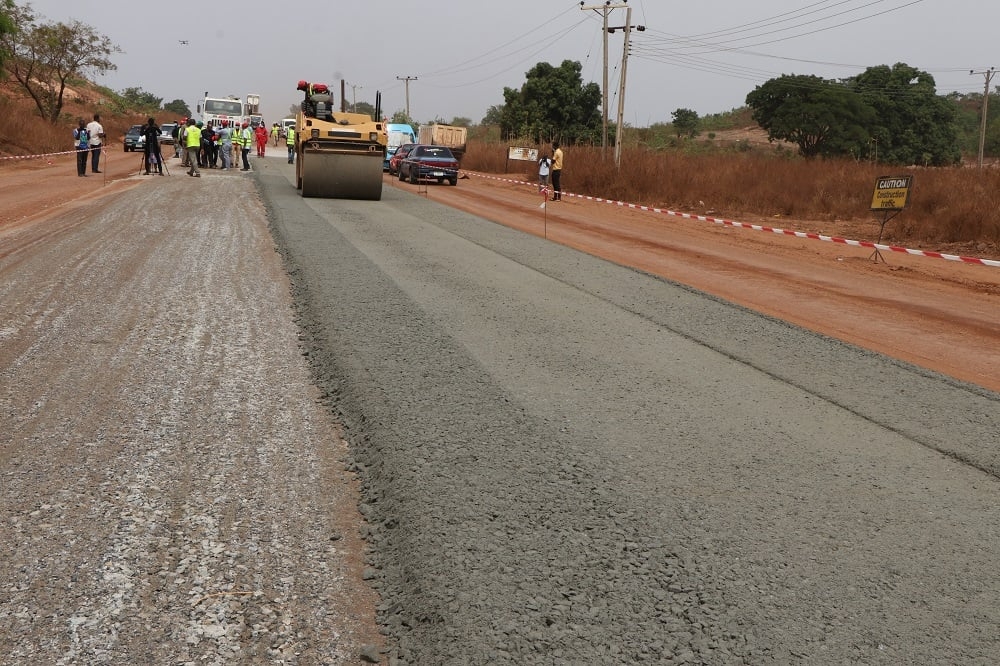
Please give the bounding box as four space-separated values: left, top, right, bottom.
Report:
0 2 121 122
390 110 414 125
0 0 15 71
746 74 875 158
846 63 960 166
163 98 191 117
500 60 602 144
449 116 472 127
119 86 161 109
481 104 503 126
353 100 375 117
670 108 700 138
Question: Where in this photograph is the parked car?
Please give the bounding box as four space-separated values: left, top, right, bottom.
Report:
123 125 144 152
387 143 416 176
159 122 178 145
398 145 459 186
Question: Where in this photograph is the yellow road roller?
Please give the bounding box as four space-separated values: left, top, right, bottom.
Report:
294 82 387 200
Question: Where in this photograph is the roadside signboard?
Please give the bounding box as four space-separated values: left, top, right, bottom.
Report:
870 175 913 211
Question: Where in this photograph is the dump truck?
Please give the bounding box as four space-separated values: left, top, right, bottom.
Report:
417 123 468 162
294 81 387 200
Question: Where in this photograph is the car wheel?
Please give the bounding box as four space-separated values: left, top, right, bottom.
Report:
409 168 418 185
449 176 458 186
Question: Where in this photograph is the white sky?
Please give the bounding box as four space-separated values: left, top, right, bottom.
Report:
19 0 1000 128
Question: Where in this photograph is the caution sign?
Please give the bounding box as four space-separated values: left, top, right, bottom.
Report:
870 175 913 211
507 146 538 161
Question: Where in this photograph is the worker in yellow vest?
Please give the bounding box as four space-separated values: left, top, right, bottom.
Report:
185 118 202 177
237 121 252 171
286 125 296 164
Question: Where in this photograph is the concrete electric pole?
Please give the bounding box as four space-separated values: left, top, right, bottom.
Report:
581 1 628 158
971 67 996 168
396 76 418 120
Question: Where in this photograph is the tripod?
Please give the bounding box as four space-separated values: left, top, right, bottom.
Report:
137 143 169 176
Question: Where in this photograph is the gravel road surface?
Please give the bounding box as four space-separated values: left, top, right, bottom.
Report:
2 153 999 665
0 172 382 664
260 164 1000 664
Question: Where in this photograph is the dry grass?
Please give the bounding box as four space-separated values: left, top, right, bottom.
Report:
462 140 1000 251
0 81 152 160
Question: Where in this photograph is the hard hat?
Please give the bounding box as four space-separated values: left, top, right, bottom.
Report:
242 121 248 127
196 121 203 127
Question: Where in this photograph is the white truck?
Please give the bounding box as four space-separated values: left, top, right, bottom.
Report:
418 123 467 162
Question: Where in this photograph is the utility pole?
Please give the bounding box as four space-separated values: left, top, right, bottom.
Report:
971 67 996 168
607 8 645 167
396 76 417 120
349 83 363 112
581 1 628 158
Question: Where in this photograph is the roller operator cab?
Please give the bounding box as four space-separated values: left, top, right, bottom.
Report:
293 81 387 200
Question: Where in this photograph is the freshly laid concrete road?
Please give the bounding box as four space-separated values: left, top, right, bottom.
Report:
2 154 998 665
262 166 1000 664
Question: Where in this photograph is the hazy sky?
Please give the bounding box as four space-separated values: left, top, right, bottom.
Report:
19 0 1000 128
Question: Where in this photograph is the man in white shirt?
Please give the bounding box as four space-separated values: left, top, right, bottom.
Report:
85 113 106 173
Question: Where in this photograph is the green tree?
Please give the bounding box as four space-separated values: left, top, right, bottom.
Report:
670 108 700 138
846 63 960 166
119 86 161 109
390 110 414 125
746 74 875 158
163 98 191 117
0 2 120 122
500 60 602 144
449 116 472 127
353 100 375 117
0 0 15 71
481 104 503 126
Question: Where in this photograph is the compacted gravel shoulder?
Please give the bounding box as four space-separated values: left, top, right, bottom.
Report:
0 173 382 664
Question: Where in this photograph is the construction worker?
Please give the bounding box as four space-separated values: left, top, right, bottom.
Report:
179 118 189 166
185 118 202 177
286 124 296 164
218 120 233 170
237 121 252 171
270 123 280 147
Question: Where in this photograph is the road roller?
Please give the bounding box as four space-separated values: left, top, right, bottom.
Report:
294 82 387 200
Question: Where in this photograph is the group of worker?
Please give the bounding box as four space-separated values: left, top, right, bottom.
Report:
166 118 297 175
169 118 257 177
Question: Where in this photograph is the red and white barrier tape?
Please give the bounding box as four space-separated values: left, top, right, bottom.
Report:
0 146 107 161
467 172 1000 268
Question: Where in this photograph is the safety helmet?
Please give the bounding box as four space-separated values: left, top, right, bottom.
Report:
242 121 249 127
196 121 203 127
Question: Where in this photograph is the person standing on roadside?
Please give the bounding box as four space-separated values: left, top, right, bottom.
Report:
184 118 202 177
537 152 551 193
254 123 268 157
141 117 163 175
286 124 296 164
218 120 233 170
73 118 90 177
179 118 190 167
237 121 252 171
85 113 105 173
270 122 280 147
550 141 563 201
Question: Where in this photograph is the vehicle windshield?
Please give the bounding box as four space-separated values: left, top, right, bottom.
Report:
416 147 454 158
204 99 243 115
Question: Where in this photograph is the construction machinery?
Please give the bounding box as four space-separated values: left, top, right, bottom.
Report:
294 81 387 200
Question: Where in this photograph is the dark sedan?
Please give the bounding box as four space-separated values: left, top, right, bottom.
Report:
398 145 459 186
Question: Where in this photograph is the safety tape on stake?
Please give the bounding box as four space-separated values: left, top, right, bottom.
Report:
466 171 1000 269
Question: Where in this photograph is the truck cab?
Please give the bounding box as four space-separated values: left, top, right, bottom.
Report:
384 123 416 171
